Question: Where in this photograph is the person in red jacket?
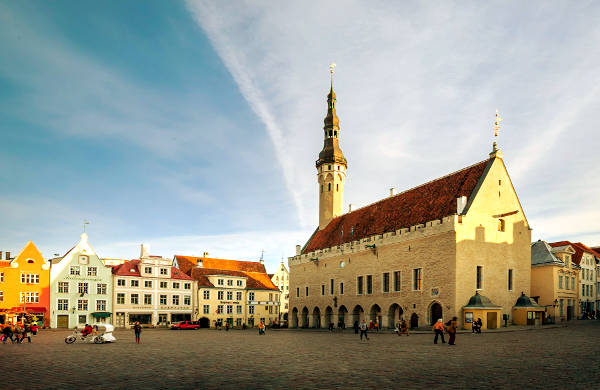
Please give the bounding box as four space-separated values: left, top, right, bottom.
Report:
81 324 93 338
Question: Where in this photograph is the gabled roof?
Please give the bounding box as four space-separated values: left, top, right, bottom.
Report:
112 260 193 280
549 241 600 265
303 159 490 253
175 256 278 291
531 240 565 266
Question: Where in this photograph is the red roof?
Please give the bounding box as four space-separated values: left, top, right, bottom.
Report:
112 259 193 280
303 159 489 253
549 241 600 264
0 260 11 268
175 256 278 291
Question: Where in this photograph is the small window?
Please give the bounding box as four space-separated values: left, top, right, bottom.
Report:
382 273 390 293
340 282 344 295
305 286 309 296
27 259 34 264
357 276 364 295
413 269 422 291
144 267 152 274
321 284 325 295
328 183 331 192
336 184 339 192
508 269 513 291
366 275 373 294
79 255 89 265
498 219 505 232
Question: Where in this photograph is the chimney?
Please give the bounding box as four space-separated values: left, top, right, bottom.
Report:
6 251 10 260
295 245 301 256
456 196 467 215
0 251 2 260
348 204 354 213
140 244 150 259
203 252 209 258
389 187 396 197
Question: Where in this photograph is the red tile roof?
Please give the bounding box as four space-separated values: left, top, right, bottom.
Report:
174 256 267 274
175 256 278 291
303 159 490 253
112 259 193 280
0 260 11 268
549 241 600 264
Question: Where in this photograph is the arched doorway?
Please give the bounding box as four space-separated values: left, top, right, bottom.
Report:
410 313 419 329
369 304 382 327
430 302 443 325
325 306 333 328
199 317 210 328
301 307 309 328
338 305 348 328
312 307 321 328
388 304 404 329
291 308 298 328
352 305 364 326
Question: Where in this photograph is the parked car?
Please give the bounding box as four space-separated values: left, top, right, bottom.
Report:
170 321 200 330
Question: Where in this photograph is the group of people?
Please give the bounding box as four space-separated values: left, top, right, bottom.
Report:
1 323 39 344
432 317 458 345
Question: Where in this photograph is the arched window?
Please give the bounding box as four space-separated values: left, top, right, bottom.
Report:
328 183 331 192
498 219 505 232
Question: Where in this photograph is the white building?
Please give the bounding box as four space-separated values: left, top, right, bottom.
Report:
112 245 196 327
270 260 290 324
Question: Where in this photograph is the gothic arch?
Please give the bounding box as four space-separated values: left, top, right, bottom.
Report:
388 303 404 329
312 307 321 328
301 307 309 328
428 301 443 325
291 307 299 328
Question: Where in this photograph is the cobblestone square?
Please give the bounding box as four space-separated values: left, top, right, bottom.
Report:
2 321 599 389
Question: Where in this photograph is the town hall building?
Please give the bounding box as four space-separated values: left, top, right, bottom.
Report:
288 75 532 330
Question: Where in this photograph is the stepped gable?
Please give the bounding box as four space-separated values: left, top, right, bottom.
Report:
112 259 193 280
549 241 600 264
176 255 278 291
303 159 489 254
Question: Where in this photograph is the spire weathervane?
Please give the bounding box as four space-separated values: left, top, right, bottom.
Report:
329 62 336 87
492 109 502 152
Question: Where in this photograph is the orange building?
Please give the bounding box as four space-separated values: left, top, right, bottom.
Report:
0 241 51 326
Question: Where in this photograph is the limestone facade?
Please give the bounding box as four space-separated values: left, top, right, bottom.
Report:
289 85 531 330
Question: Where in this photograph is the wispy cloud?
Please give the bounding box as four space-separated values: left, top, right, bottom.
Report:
185 1 600 245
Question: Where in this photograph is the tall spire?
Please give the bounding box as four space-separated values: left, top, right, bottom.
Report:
317 64 346 168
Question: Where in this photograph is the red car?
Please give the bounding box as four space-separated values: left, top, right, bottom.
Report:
170 321 200 330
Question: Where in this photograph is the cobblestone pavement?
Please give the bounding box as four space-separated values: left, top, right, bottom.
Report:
2 321 600 389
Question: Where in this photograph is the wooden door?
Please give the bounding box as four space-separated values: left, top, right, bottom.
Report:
486 312 497 329
57 315 69 328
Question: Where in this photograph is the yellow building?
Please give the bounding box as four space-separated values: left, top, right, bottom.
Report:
289 79 531 330
530 240 578 322
174 255 280 328
549 241 599 317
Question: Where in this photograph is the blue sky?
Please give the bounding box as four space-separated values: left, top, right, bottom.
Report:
1 1 599 271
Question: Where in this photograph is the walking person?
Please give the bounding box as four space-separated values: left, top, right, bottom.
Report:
22 325 32 343
2 325 14 344
359 320 369 341
433 319 446 344
13 325 23 343
447 317 458 345
133 321 142 344
258 320 265 335
353 320 359 334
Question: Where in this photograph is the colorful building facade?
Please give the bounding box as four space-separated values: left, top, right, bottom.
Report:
50 233 113 328
174 255 280 328
0 242 50 326
112 245 196 328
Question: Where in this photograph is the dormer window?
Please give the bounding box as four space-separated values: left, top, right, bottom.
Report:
79 255 89 265
27 259 34 264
